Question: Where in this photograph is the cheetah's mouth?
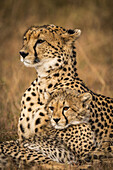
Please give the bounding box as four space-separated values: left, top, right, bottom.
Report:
20 57 39 67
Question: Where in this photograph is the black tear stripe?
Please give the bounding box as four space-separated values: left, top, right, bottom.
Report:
33 39 39 57
62 110 68 125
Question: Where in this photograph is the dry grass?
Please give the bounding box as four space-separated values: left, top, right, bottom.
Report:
0 0 113 169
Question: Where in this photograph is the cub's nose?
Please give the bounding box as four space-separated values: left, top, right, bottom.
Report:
53 118 60 123
19 51 29 58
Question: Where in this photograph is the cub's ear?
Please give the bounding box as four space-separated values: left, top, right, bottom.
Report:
65 88 79 96
61 29 81 42
78 92 92 108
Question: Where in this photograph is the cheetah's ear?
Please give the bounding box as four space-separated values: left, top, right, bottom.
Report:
78 92 92 108
61 29 81 41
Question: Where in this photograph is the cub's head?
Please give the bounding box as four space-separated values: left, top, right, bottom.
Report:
46 89 92 129
19 24 81 73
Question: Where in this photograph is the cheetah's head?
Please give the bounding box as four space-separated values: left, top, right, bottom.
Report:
46 89 92 129
19 24 81 74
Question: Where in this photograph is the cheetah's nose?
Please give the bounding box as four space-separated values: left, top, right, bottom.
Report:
19 51 29 58
53 118 60 123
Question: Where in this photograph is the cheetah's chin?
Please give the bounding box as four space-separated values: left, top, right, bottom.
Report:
53 124 69 130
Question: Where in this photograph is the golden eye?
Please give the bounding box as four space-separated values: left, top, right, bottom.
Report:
49 106 54 111
37 39 45 44
63 106 69 111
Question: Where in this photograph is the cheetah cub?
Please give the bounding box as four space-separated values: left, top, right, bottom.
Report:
46 89 92 129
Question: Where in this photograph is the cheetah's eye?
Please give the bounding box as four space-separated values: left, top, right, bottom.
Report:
37 39 45 44
23 37 27 41
49 106 54 111
63 106 69 111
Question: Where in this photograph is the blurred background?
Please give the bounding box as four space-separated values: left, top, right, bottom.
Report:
0 0 113 141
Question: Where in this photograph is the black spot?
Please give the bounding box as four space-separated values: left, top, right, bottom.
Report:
27 88 31 91
26 117 29 121
91 125 95 130
35 128 38 133
101 117 104 122
39 112 45 116
28 108 32 112
106 115 109 119
95 129 99 133
27 155 31 160
23 93 26 97
101 124 104 129
105 129 108 134
35 118 41 125
109 134 113 138
102 101 105 106
97 122 101 127
74 61 76 65
110 105 112 109
60 84 64 87
48 84 53 88
53 73 59 77
30 103 34 106
75 84 78 87
58 59 61 62
98 108 101 111
103 107 106 111
107 147 111 152
32 92 36 96
64 78 69 80
55 63 59 66
107 109 110 113
104 122 107 127
64 61 68 65
20 124 25 133
63 68 67 72
28 123 30 129
59 153 61 157
40 89 43 93
65 83 70 86
26 97 31 101
106 103 108 107
68 67 71 71
74 68 77 71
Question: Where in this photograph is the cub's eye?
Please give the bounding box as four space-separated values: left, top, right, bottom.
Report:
49 106 54 111
37 39 45 44
63 106 69 111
